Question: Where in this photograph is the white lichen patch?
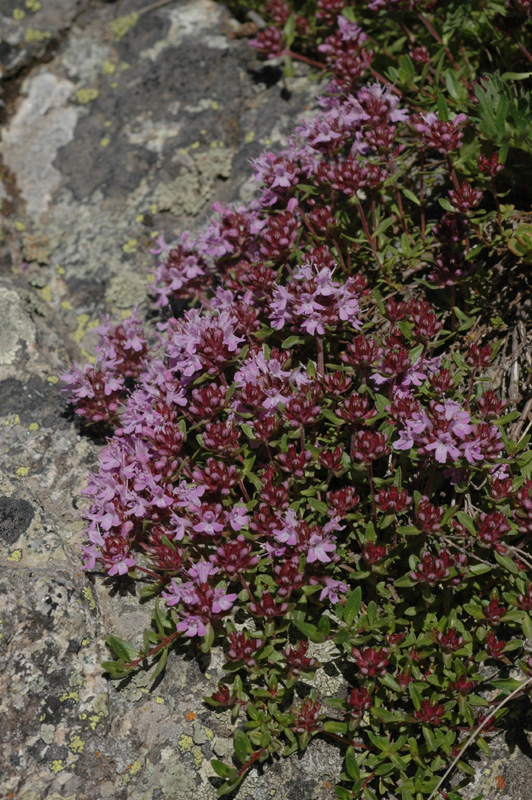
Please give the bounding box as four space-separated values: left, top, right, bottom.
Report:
0 288 36 365
155 147 233 217
0 72 80 216
61 36 111 82
139 0 225 62
122 113 180 154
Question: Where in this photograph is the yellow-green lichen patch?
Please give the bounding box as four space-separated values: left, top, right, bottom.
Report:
74 314 99 345
61 300 73 310
88 713 103 730
102 60 116 75
100 137 111 148
178 734 194 753
192 746 203 769
122 239 137 253
60 690 79 702
7 549 21 561
15 221 26 231
69 732 85 754
81 586 96 610
110 13 139 40
155 696 165 704
28 422 39 431
75 88 99 105
15 467 29 477
47 375 59 384
25 29 51 42
13 8 26 20
244 131 255 144
40 285 52 303
49 760 65 774
25 0 41 10
122 758 143 785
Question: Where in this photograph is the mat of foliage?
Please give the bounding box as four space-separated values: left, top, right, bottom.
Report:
63 2 532 798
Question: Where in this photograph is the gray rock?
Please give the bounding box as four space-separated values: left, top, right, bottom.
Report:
1 1 530 798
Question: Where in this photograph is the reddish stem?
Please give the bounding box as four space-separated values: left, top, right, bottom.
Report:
284 49 327 70
490 177 504 237
237 746 267 777
124 629 180 670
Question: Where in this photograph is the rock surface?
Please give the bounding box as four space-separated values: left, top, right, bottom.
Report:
1 1 531 799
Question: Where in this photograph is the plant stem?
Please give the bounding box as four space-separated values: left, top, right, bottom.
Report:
427 675 532 800
316 334 325 377
285 49 327 70
419 149 426 244
490 177 504 237
416 11 465 79
125 630 180 669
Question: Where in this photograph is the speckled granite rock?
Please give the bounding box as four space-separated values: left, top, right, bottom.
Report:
0 1 340 798
1 2 532 799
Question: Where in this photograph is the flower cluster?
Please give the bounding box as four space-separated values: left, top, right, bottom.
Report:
63 4 532 800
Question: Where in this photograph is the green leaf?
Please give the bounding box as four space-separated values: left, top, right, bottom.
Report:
502 71 532 81
437 93 449 121
105 635 138 662
200 624 215 654
380 673 402 693
494 550 519 574
490 678 524 693
409 682 422 711
522 613 532 639
318 615 331 637
211 759 233 779
439 197 455 212
217 776 244 797
292 618 325 643
283 13 296 49
241 423 255 439
282 335 306 349
403 188 421 206
308 497 329 514
371 706 404 723
344 586 362 627
455 511 476 535
345 746 360 780
234 729 252 764
321 408 346 426
151 646 168 682
322 721 348 735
